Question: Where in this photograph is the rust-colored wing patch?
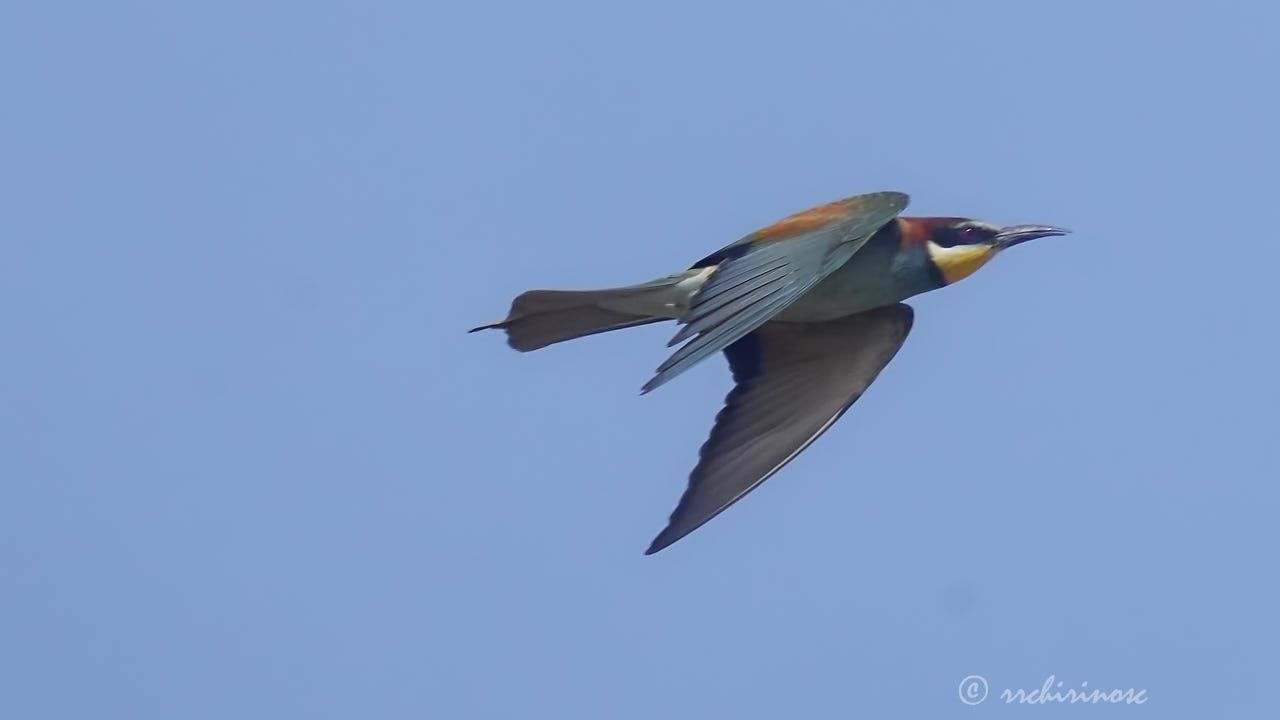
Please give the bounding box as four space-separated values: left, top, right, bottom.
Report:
749 192 908 242
750 201 854 241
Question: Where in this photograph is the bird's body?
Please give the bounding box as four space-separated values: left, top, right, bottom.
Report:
777 219 940 321
471 191 1066 553
590 221 937 324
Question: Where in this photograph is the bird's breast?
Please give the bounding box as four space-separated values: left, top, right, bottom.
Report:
776 239 939 323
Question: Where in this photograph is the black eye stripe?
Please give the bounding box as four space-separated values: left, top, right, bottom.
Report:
936 224 993 248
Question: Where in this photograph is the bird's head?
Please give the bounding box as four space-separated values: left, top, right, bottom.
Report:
899 217 1069 285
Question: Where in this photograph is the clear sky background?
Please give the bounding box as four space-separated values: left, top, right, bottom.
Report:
4 1 1278 717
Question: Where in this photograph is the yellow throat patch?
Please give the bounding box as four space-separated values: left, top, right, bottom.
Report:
927 242 1000 285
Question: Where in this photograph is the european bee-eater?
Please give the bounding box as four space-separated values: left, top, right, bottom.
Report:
471 191 1067 554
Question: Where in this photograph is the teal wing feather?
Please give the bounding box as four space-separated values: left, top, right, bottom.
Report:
645 304 915 553
640 191 908 394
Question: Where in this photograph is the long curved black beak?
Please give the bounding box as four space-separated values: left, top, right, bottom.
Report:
995 225 1070 249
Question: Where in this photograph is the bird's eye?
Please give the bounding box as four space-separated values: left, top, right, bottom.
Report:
935 223 990 248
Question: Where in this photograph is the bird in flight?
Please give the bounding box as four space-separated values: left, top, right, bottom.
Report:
471 191 1067 554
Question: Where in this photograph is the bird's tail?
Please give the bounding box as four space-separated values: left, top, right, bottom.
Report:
469 271 704 352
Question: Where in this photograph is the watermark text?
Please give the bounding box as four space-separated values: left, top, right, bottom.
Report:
958 674 1148 706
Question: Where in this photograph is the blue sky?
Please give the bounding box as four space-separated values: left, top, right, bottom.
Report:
4 1 1278 717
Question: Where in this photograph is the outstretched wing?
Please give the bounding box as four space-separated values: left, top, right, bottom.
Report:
641 191 908 394
645 304 914 554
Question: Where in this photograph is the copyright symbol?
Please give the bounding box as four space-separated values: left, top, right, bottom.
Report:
958 674 988 705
